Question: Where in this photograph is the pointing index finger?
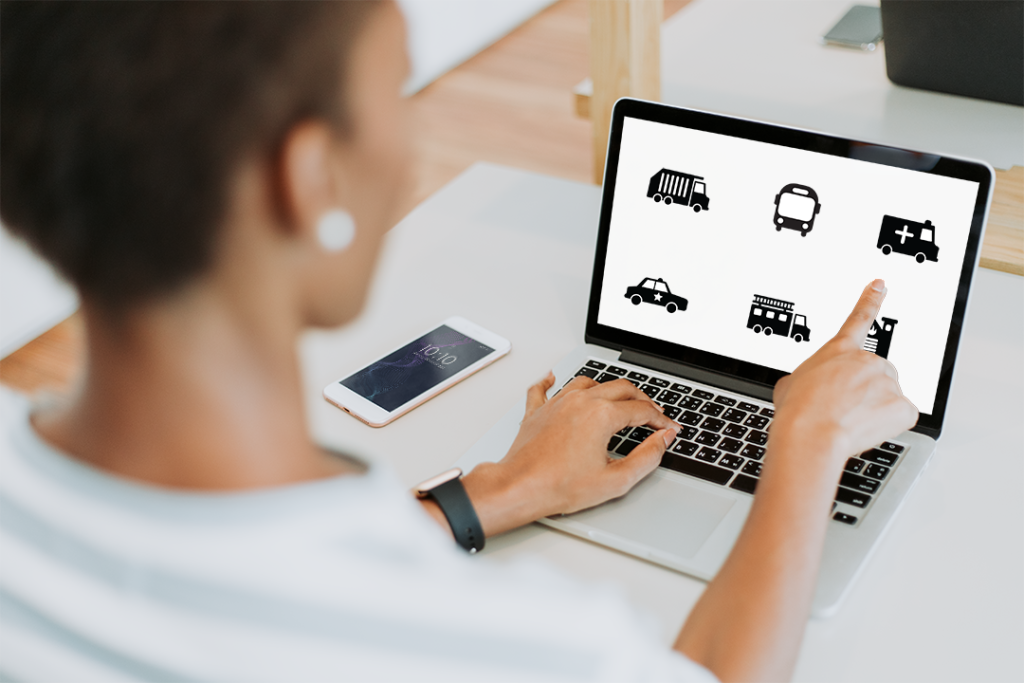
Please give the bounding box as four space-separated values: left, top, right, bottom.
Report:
837 279 887 347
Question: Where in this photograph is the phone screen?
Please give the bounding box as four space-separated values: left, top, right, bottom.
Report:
339 325 495 412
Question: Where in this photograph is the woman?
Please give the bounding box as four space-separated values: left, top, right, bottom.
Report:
0 2 916 681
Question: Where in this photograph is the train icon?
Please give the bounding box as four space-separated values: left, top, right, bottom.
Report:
746 295 811 342
773 184 821 236
863 317 898 359
647 169 711 213
877 215 939 263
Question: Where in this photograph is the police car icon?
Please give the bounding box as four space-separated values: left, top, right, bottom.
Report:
624 278 688 313
877 215 939 263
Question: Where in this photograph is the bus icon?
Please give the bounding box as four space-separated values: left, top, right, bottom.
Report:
647 169 710 213
877 215 939 263
773 184 821 236
863 317 898 359
746 295 811 343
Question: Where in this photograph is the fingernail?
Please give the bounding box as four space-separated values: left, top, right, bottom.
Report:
870 279 885 292
661 427 678 447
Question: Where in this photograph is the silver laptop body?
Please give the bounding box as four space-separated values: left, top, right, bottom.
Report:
457 99 994 617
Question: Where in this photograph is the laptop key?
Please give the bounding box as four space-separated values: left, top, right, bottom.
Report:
744 414 770 430
700 403 725 417
833 512 858 525
742 460 762 476
631 426 655 441
759 407 775 418
745 430 768 445
844 458 865 473
719 454 744 470
696 447 722 463
640 384 661 399
679 411 703 426
586 360 607 370
741 444 765 460
615 439 642 456
729 474 758 494
879 441 905 454
678 426 699 441
700 417 726 432
607 436 621 452
714 396 737 406
840 472 880 494
723 424 748 438
596 372 619 383
627 371 649 382
722 408 747 423
607 365 627 376
657 389 682 405
719 437 744 454
835 487 871 508
693 390 714 400
672 440 699 456
660 453 734 485
671 383 693 394
649 377 671 388
864 463 890 480
575 367 599 379
861 449 898 466
680 396 703 410
738 402 760 413
695 431 721 446
617 427 632 437
662 405 682 420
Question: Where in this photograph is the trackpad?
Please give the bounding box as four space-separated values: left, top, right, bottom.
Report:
564 474 735 560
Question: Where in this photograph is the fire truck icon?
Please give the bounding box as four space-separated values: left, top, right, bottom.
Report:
647 169 711 213
877 215 939 263
773 184 821 236
863 317 898 359
746 295 811 342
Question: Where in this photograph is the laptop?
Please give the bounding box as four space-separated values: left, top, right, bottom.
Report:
881 0 1024 107
456 98 994 617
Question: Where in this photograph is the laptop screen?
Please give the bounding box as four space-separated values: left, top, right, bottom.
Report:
588 101 991 431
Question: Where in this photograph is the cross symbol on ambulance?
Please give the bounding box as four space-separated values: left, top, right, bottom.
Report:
895 225 914 244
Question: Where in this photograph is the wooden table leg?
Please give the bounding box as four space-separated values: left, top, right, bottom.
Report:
589 0 663 184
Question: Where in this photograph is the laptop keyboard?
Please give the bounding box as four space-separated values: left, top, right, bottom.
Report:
573 359 907 527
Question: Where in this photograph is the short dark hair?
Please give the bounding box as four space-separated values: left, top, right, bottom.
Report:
1 1 380 310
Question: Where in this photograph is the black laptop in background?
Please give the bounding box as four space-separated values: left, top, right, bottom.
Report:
881 0 1024 106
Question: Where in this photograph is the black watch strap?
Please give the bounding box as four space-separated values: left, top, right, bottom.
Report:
428 477 484 554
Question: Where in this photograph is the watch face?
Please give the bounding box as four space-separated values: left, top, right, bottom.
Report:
414 468 462 497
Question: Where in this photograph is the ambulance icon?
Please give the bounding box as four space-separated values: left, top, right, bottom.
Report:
877 215 939 263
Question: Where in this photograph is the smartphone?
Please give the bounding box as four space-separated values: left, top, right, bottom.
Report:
822 5 883 51
323 316 511 427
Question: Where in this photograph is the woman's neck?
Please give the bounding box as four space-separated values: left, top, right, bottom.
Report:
32 280 351 491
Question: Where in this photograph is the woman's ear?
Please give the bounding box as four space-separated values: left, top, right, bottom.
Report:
277 121 341 242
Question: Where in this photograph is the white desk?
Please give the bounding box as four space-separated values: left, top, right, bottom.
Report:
578 0 1024 170
0 227 78 358
302 163 1024 682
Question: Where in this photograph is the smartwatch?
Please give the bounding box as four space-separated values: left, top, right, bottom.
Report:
415 468 485 554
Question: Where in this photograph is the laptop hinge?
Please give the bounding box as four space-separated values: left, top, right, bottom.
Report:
618 349 775 402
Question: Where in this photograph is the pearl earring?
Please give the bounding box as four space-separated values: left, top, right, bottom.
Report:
316 209 356 252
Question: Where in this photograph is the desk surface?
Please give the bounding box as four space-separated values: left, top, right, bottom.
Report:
302 163 1023 682
660 0 1024 171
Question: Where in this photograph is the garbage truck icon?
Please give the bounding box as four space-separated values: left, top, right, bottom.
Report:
646 169 710 213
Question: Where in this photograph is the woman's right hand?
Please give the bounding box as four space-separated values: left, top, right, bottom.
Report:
770 279 920 473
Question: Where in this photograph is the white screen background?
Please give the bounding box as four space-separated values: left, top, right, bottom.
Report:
597 117 981 414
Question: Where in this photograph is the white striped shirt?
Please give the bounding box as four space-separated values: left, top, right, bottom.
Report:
0 389 716 682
